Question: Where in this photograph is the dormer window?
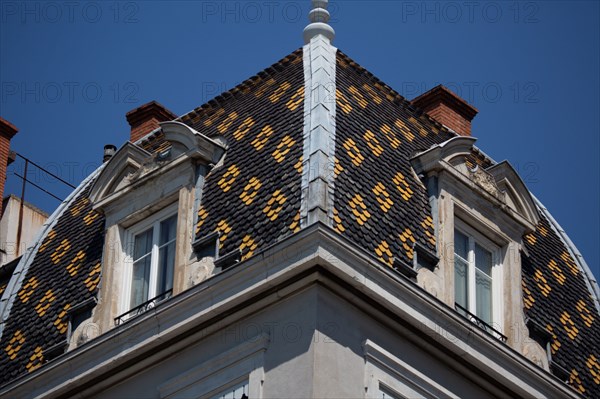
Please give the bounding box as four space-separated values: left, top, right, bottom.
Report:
88 121 226 330
453 225 501 333
126 207 177 310
410 136 540 351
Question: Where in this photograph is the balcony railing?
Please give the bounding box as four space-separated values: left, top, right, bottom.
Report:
455 303 507 343
115 289 173 326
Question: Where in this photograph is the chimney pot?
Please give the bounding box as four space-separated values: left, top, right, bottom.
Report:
411 85 478 137
0 117 19 217
103 144 117 163
126 101 177 143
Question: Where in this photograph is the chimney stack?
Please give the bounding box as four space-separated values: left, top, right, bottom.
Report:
411 85 478 137
0 117 18 217
126 101 177 143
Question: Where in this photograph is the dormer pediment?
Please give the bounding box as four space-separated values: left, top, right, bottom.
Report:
410 136 539 233
159 121 226 164
89 142 151 206
486 161 540 228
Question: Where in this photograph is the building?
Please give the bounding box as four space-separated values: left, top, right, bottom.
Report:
0 195 49 267
0 2 598 398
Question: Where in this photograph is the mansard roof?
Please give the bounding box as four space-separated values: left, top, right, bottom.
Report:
0 46 598 397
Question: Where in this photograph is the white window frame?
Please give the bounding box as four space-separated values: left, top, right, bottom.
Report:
158 333 267 399
120 203 179 315
364 340 457 399
453 219 504 335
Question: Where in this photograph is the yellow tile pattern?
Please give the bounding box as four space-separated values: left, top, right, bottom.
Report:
294 157 303 174
263 190 287 221
83 210 100 226
349 194 371 226
66 250 86 277
251 125 274 151
217 111 239 133
268 82 291 103
560 311 579 340
25 346 43 372
393 172 413 201
232 117 256 141
240 177 262 205
38 230 56 253
364 130 384 157
84 263 101 291
380 124 401 149
547 324 561 354
586 355 600 384
34 290 56 317
70 197 89 217
254 78 276 98
534 269 551 297
216 220 232 248
408 117 428 137
286 86 304 111
240 235 258 261
576 299 595 327
522 280 535 309
54 304 72 334
289 212 301 233
336 89 353 114
372 182 393 212
421 216 436 246
395 119 415 142
5 330 25 360
548 259 566 285
272 136 296 163
570 369 586 394
375 240 393 266
50 239 71 265
348 86 368 109
333 208 345 234
399 228 416 260
196 207 209 235
538 225 548 236
18 277 39 303
334 157 343 176
561 251 580 276
343 138 364 166
525 233 537 246
362 83 382 104
203 108 225 127
217 164 241 193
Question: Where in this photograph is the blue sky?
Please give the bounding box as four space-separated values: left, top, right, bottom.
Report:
1 1 598 278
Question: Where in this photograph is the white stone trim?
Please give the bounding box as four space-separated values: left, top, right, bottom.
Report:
363 339 457 399
158 333 268 398
300 34 337 226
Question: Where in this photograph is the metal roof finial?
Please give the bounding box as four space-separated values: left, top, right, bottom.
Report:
303 0 335 44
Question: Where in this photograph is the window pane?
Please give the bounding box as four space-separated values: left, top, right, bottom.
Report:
131 255 151 308
160 215 177 245
157 241 176 294
475 243 492 276
454 229 468 260
133 228 153 261
454 257 469 310
157 215 177 295
476 270 492 324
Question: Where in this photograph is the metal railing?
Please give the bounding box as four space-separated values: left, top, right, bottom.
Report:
114 289 173 325
455 303 507 343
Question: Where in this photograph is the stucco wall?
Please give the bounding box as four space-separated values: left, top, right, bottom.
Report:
0 196 47 265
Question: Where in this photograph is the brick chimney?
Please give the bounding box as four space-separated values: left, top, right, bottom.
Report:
0 117 18 216
411 85 478 137
126 101 177 143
